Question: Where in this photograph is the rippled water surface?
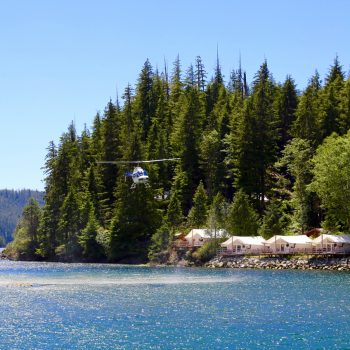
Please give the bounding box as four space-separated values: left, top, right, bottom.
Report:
0 261 349 349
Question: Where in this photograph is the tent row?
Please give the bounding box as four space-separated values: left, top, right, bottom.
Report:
174 229 350 255
222 234 350 255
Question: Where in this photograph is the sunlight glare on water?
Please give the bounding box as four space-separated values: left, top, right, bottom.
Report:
0 261 349 349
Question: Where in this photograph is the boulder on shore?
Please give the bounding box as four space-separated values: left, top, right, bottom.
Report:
205 256 350 271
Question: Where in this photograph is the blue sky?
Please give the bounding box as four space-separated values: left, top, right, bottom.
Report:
1 0 350 190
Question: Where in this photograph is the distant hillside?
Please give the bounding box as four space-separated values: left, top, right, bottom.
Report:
0 189 44 245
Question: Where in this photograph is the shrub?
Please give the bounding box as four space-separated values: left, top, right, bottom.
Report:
192 239 221 263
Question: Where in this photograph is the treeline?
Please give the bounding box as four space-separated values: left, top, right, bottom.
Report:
0 189 44 246
7 55 350 262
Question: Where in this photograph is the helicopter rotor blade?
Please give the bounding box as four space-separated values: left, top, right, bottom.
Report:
97 158 180 165
135 158 181 163
97 161 136 165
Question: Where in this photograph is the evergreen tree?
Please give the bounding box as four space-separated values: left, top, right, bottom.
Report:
207 192 228 236
99 101 121 219
57 190 82 260
168 167 188 218
91 113 103 156
79 125 93 173
226 190 259 236
148 222 173 262
170 54 183 103
84 165 105 225
226 61 278 211
319 57 345 137
79 205 105 261
199 129 221 199
292 72 321 144
121 84 135 142
195 56 207 91
275 76 298 152
38 137 73 259
206 84 228 130
135 59 155 140
206 53 224 114
166 191 184 228
187 181 208 227
146 73 173 194
171 87 205 212
259 200 291 238
228 58 249 100
325 55 345 85
185 64 195 89
5 198 41 260
277 138 320 232
109 182 161 262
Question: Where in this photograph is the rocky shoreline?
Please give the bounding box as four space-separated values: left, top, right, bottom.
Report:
205 256 350 271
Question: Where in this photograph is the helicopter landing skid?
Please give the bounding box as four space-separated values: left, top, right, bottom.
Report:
130 182 150 189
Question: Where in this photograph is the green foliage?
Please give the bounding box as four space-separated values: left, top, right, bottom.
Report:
292 72 321 144
259 200 291 238
148 222 173 262
226 190 259 236
207 192 228 232
13 55 350 263
319 58 345 138
309 132 350 230
135 59 156 140
4 198 41 260
187 181 208 227
0 189 44 244
166 191 184 228
275 76 298 151
99 101 122 217
108 182 161 262
171 87 205 212
227 61 279 212
199 130 221 198
57 190 82 260
78 207 105 261
277 138 319 232
192 239 222 263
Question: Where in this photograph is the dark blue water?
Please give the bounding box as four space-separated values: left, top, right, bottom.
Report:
0 261 349 349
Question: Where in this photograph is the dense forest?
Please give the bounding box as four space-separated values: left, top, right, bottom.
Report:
0 189 44 245
6 55 350 262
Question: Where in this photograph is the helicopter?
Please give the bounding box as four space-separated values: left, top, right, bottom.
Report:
97 158 180 188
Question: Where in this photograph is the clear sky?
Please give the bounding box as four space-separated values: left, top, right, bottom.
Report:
1 0 350 191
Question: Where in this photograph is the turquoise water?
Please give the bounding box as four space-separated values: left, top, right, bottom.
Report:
0 261 349 349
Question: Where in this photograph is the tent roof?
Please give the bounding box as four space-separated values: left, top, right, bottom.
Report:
313 234 350 244
221 236 266 247
266 235 313 244
185 229 228 239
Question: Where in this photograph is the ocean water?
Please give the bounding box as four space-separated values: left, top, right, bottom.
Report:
0 261 349 349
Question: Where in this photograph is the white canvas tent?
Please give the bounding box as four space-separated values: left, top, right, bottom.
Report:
265 235 313 254
313 234 350 254
221 236 266 255
184 229 227 247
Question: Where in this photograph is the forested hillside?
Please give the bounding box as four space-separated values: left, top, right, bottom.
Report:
7 55 350 262
0 189 44 245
